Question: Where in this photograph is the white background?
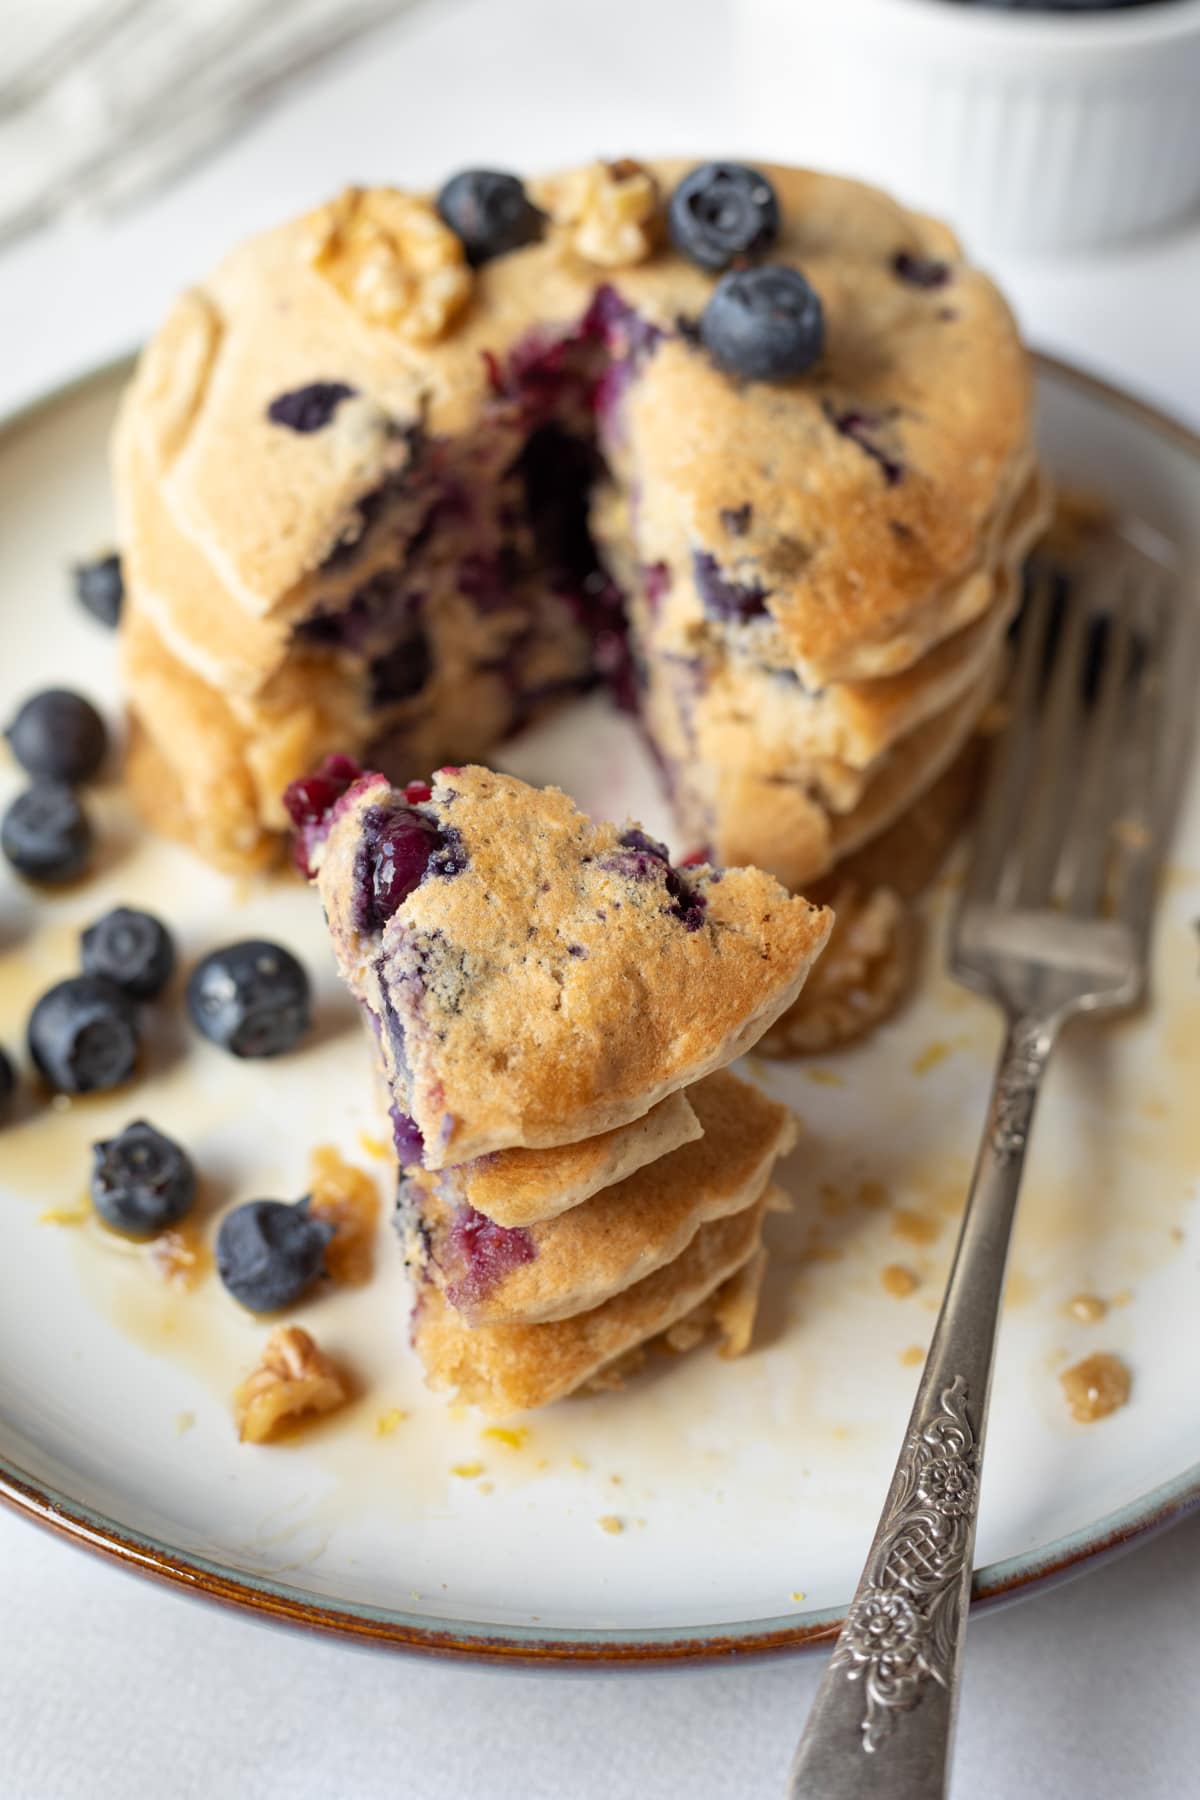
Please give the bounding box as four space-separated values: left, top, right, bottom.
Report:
1 2 1198 1795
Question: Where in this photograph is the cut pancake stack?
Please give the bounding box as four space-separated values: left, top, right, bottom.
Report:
299 764 831 1412
114 158 1047 892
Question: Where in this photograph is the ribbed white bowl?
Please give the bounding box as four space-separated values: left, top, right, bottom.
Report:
737 0 1200 254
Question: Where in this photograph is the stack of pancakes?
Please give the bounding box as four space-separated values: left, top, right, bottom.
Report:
306 766 831 1412
114 159 1046 892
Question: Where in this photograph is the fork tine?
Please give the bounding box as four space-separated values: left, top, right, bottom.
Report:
1011 564 1094 908
1055 566 1140 915
1110 572 1195 944
962 563 1057 906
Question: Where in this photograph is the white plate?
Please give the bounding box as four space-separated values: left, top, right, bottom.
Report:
0 355 1197 1665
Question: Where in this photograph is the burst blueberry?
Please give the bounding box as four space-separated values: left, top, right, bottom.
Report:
267 382 357 433
353 803 443 933
91 1120 197 1238
2 781 93 883
700 266 825 382
5 688 107 783
186 940 311 1058
436 169 543 266
216 1197 334 1313
668 162 779 271
27 974 139 1094
81 907 176 1000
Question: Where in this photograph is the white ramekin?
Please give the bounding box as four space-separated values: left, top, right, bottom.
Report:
736 0 1200 255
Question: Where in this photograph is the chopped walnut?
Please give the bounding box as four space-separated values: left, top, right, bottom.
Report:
306 186 472 342
147 1223 211 1291
1060 1352 1131 1423
533 159 661 268
307 1146 381 1285
760 883 916 1057
234 1326 348 1444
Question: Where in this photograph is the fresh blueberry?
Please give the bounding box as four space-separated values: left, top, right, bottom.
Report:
668 162 779 271
5 689 107 782
73 553 124 628
27 974 139 1094
2 781 93 884
266 382 357 433
436 169 543 266
81 907 176 1001
0 1045 15 1123
186 940 311 1058
700 266 824 382
91 1120 197 1238
216 1197 334 1313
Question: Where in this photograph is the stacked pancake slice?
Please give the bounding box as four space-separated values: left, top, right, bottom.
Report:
114 158 1047 890
299 763 830 1411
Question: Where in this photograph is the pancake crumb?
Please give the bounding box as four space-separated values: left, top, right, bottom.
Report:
1060 1352 1131 1423
912 1041 951 1075
1066 1293 1107 1324
882 1264 919 1299
891 1208 941 1246
789 1590 806 1604
175 1411 195 1435
598 1515 624 1535
899 1344 926 1367
451 1461 486 1479
375 1407 408 1436
39 1201 91 1226
308 1146 381 1285
482 1426 529 1451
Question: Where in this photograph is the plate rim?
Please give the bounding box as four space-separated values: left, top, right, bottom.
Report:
1 346 1197 1668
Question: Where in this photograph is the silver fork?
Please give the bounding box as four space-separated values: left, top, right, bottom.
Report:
787 532 1197 1800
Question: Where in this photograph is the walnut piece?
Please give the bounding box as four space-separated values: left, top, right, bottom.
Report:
307 187 472 342
235 1326 348 1444
307 1145 381 1285
759 883 916 1057
534 159 661 269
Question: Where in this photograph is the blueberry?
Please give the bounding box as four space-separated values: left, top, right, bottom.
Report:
216 1197 334 1313
81 907 176 1000
893 250 951 290
5 689 107 782
266 382 357 433
27 974 138 1094
91 1120 197 1238
700 266 824 382
2 781 93 883
436 169 543 266
353 804 442 933
668 162 779 272
186 940 311 1058
73 553 124 628
0 1045 15 1124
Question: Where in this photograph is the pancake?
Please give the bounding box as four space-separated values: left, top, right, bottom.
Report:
115 158 1039 876
411 1187 773 1413
434 1088 702 1228
310 765 832 1165
405 1069 795 1324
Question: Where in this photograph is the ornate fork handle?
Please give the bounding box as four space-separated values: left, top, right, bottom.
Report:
787 1014 1056 1799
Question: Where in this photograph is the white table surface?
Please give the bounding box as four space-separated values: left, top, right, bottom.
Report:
1 3 1198 1795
